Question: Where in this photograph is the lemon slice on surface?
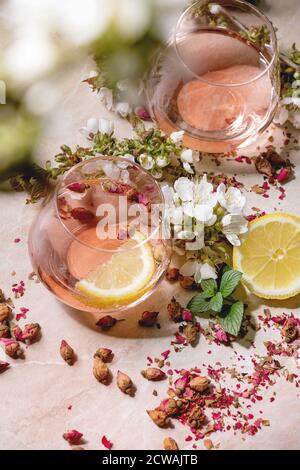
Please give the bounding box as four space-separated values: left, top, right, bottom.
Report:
233 213 300 300
76 232 155 306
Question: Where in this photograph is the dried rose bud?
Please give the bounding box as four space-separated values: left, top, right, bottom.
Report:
166 267 180 282
182 309 193 322
63 429 83 444
167 297 183 323
0 322 10 339
204 439 214 450
163 437 179 450
174 375 189 395
179 276 197 290
138 311 159 327
147 409 168 428
22 323 41 343
282 321 298 343
71 207 95 222
93 356 110 384
60 339 75 365
117 370 134 395
183 323 199 345
0 304 11 322
10 323 24 342
3 339 23 358
187 406 206 429
189 376 210 393
94 348 113 363
159 398 179 416
141 368 166 381
96 315 117 331
0 361 10 373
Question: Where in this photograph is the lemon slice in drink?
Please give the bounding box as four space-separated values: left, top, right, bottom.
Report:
233 213 300 299
76 232 155 307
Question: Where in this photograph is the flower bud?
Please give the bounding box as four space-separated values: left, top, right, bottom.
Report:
163 437 179 450
138 311 159 327
0 304 11 322
141 368 166 381
189 376 210 393
0 322 10 339
117 370 134 395
174 375 188 395
147 409 168 428
166 267 180 282
159 398 179 416
96 316 117 331
167 297 183 323
93 356 110 384
94 348 113 363
60 340 75 366
188 407 206 429
183 323 199 345
0 361 10 373
22 323 41 343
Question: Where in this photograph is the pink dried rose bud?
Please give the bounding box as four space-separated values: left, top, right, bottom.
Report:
189 376 210 393
60 340 75 365
147 409 168 428
215 326 228 343
117 370 134 395
159 398 179 416
183 323 199 345
0 304 11 322
138 311 159 327
141 368 166 381
10 323 24 342
163 437 179 450
71 207 95 222
94 348 113 363
1 338 23 358
134 105 151 121
63 429 83 445
166 267 180 282
174 375 189 395
0 322 11 339
167 297 183 323
187 406 206 429
68 182 88 193
93 357 110 384
0 361 10 373
96 315 117 331
179 276 197 290
22 323 41 343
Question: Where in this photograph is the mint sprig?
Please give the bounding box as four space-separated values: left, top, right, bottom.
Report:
187 265 245 337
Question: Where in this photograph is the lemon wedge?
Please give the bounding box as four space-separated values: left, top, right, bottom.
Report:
76 232 155 307
233 213 300 299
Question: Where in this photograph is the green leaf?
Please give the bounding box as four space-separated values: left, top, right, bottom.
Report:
209 292 223 313
219 301 244 336
220 270 242 298
187 293 211 313
201 278 217 298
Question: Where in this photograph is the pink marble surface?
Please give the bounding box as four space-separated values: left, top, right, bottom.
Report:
0 0 300 451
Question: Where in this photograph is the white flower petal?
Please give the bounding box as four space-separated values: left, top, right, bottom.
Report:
174 177 194 202
161 184 175 206
156 156 169 168
226 233 241 246
99 118 114 135
169 206 184 225
183 162 194 174
181 149 193 163
179 260 197 277
139 154 154 170
200 263 218 280
186 236 204 252
98 87 113 111
170 130 184 143
114 101 131 118
194 204 213 222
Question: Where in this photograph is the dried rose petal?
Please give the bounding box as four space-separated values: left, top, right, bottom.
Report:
255 156 273 177
60 340 75 365
71 207 95 222
189 376 210 393
147 409 168 427
68 182 87 193
182 309 193 322
96 316 117 331
138 311 159 327
135 105 151 121
63 429 83 444
10 323 24 342
117 370 134 395
174 375 189 395
163 437 179 450
94 348 113 363
93 357 110 384
141 368 166 381
161 350 170 360
0 361 10 373
101 435 113 450
166 267 180 282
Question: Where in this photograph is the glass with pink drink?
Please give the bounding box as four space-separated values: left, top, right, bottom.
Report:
146 0 280 153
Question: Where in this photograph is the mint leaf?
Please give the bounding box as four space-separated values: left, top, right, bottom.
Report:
201 278 217 298
187 293 211 313
219 301 244 336
209 292 223 313
220 270 242 298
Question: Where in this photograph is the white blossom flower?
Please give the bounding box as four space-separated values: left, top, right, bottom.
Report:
161 184 175 206
180 149 200 174
97 87 113 111
170 130 184 143
180 260 217 283
79 117 99 138
274 106 289 126
221 214 248 246
156 156 169 168
217 183 246 214
99 118 114 135
139 154 154 170
114 101 132 118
